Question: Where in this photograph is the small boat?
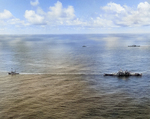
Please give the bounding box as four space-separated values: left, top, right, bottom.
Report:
8 71 19 75
128 45 140 47
8 69 19 75
104 70 142 77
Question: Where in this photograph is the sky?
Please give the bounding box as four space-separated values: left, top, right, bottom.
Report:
0 0 150 34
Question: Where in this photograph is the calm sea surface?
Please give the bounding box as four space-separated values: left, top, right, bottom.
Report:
0 34 150 118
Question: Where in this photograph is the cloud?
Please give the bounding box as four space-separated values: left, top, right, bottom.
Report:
98 2 150 27
24 1 150 29
65 18 87 26
102 2 126 14
47 1 75 21
91 17 114 27
25 1 77 26
24 10 46 25
30 0 39 6
118 2 150 26
0 9 13 19
0 9 26 28
7 1 150 32
37 7 46 15
8 18 29 26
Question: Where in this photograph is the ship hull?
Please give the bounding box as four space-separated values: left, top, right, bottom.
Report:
8 72 19 75
104 73 142 76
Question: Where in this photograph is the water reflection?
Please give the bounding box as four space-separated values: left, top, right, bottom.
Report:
0 34 150 74
0 34 150 118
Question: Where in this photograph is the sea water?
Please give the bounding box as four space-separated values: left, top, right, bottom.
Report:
0 34 150 118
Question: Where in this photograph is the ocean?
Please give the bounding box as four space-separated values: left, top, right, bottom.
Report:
0 34 150 118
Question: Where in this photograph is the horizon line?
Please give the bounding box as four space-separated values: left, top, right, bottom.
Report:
0 32 150 35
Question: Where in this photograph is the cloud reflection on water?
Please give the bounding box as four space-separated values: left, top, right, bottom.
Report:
0 34 150 74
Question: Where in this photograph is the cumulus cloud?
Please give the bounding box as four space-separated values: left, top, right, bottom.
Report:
0 9 29 28
25 1 150 29
47 1 75 21
24 10 46 25
25 1 77 26
102 2 126 14
30 0 39 6
35 1 150 28
37 7 46 15
119 2 150 26
98 2 150 27
0 9 13 19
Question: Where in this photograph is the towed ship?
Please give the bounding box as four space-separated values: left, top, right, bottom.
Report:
8 71 19 75
104 70 142 77
8 69 19 75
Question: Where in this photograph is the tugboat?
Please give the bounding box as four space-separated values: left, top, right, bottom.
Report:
104 70 142 77
8 69 19 75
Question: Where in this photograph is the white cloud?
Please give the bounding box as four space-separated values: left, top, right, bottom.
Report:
66 18 87 26
102 2 126 14
24 10 46 25
98 2 150 27
37 7 46 15
24 1 150 29
91 17 114 27
8 18 29 26
24 1 78 26
47 1 75 21
0 9 13 19
8 1 150 32
30 0 39 6
0 10 27 28
118 2 150 26
48 1 63 18
138 2 150 11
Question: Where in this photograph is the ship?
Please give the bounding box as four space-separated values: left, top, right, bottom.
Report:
8 69 19 75
128 45 140 47
104 70 142 77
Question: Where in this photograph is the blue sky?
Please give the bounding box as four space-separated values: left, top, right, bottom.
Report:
0 0 150 34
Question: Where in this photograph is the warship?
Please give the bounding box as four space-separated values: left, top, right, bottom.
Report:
104 70 142 77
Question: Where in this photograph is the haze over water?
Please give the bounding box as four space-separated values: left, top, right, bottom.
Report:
0 34 150 118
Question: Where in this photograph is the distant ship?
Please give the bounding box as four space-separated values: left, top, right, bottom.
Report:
8 71 19 75
8 69 19 75
104 70 142 77
128 45 140 47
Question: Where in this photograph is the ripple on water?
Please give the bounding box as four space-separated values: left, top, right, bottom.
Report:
0 74 150 119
